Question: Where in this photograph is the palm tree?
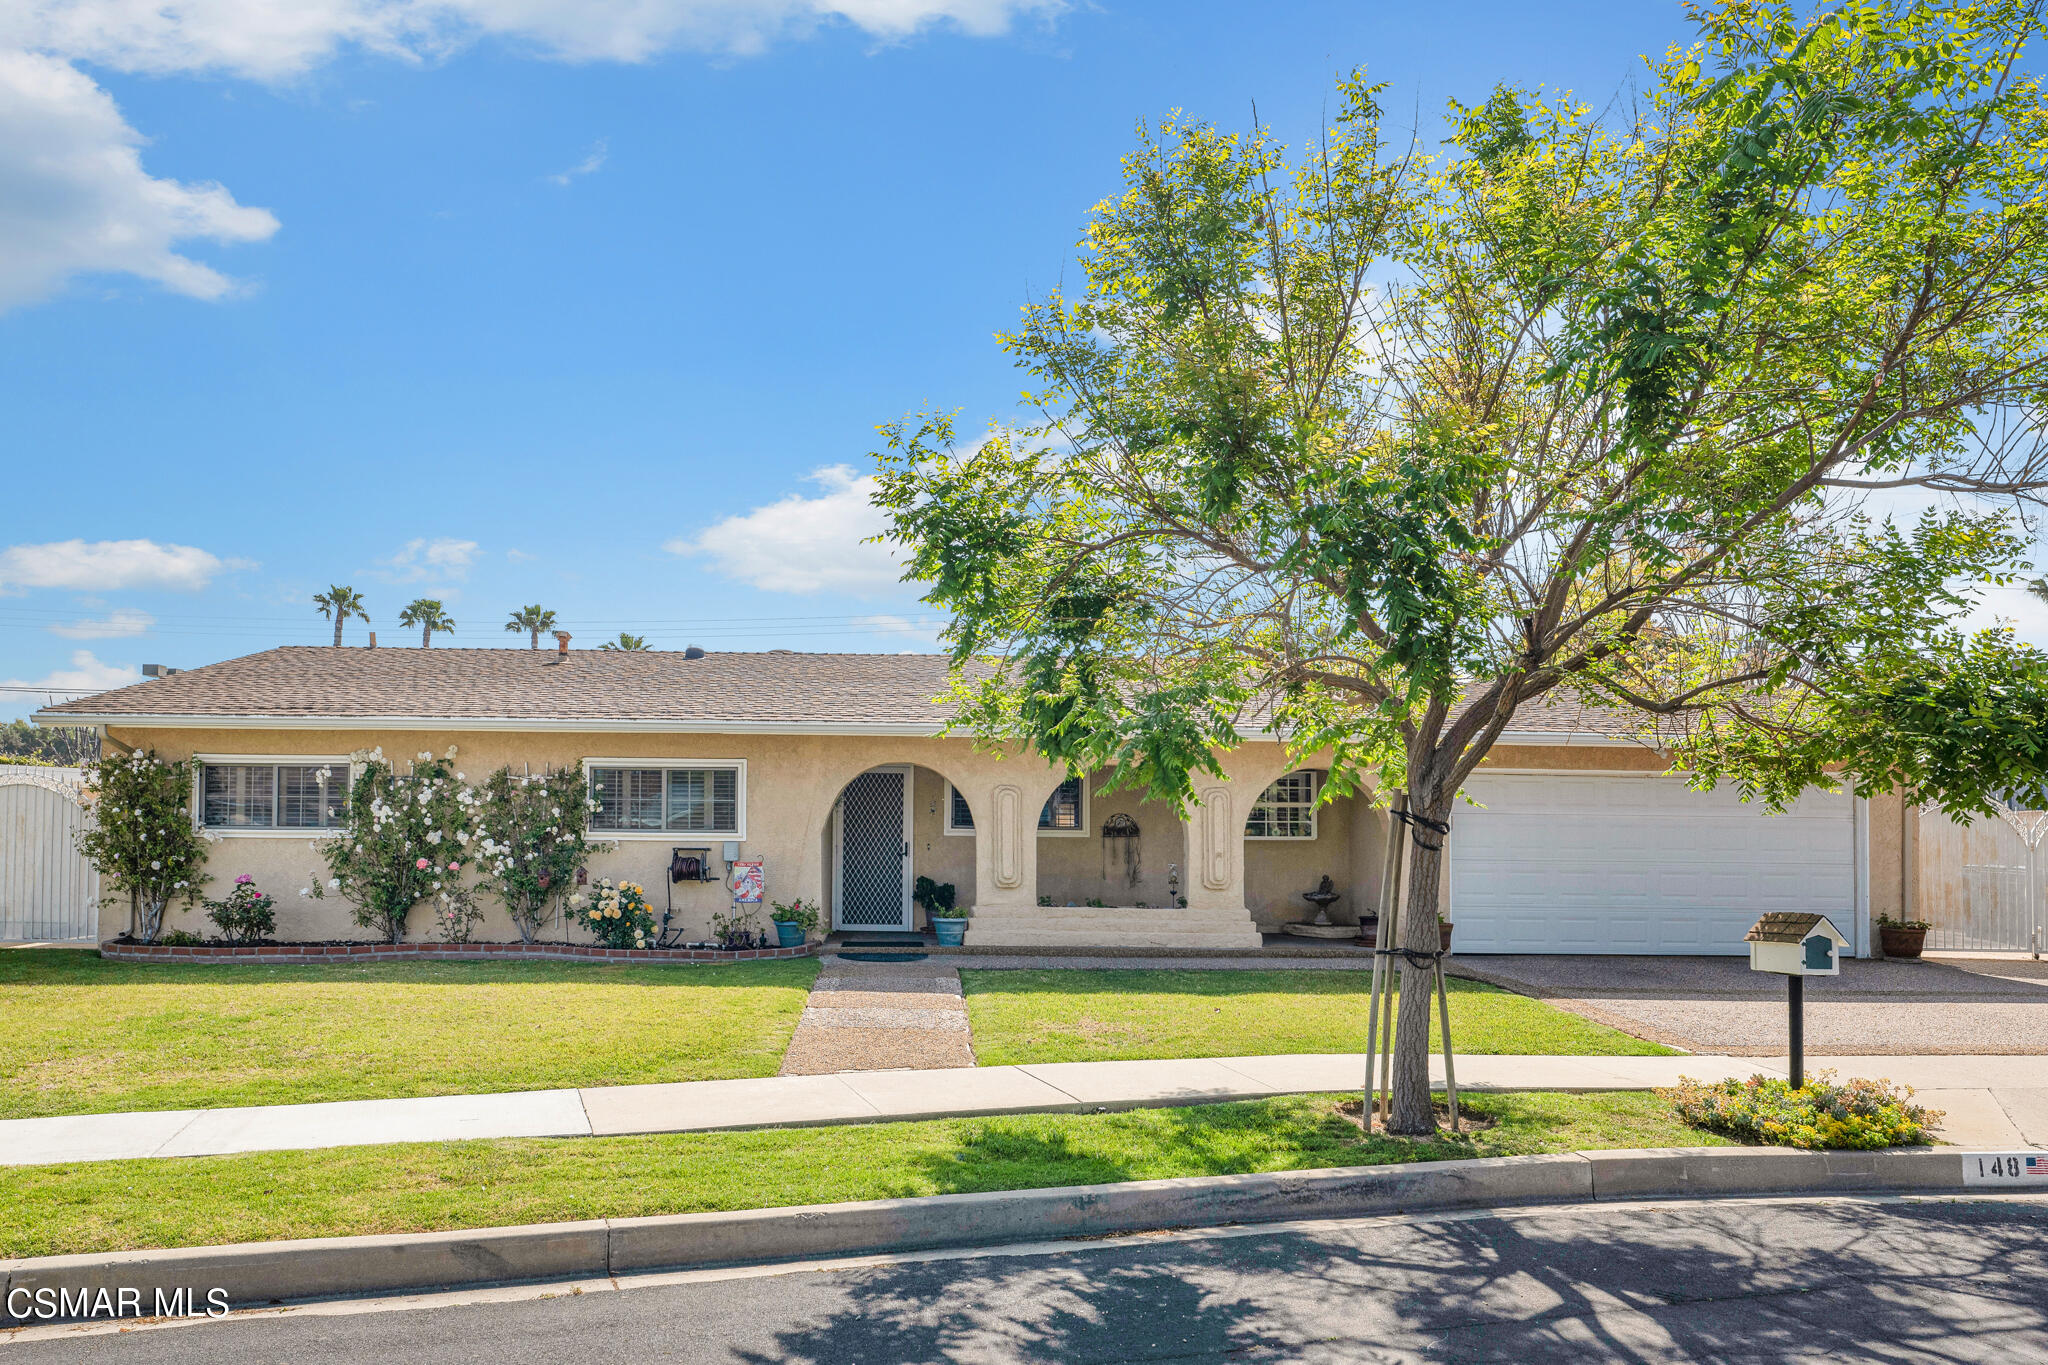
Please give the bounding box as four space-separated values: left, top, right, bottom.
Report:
2029 577 2048 605
398 598 456 647
505 604 558 650
599 633 650 651
312 585 370 647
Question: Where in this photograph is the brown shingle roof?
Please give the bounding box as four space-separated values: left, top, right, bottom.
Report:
35 645 1652 744
36 647 971 730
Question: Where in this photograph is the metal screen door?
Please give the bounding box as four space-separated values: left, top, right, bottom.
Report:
835 767 911 929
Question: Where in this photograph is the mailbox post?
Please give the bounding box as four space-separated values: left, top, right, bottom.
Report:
1743 912 1849 1088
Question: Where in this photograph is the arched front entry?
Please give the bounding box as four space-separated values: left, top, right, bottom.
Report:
830 764 915 930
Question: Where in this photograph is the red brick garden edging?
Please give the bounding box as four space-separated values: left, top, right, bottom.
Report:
99 940 818 965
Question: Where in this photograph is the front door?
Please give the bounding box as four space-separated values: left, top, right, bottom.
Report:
834 766 912 930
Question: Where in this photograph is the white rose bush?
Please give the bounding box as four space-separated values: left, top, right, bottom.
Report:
73 749 212 944
308 748 467 944
471 766 603 944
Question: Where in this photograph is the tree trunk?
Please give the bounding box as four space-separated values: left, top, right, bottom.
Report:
530 629 539 650
422 624 432 648
333 617 344 647
1386 807 1449 1135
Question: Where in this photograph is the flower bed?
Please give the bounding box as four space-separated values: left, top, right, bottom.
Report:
100 940 817 965
1665 1071 1941 1149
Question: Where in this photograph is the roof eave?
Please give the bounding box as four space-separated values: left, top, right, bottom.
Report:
32 711 952 738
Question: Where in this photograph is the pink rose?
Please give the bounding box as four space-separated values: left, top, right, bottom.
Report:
235 874 253 884
447 862 461 872
415 858 431 870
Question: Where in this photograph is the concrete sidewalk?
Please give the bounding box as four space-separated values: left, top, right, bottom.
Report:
1 1053 2036 1168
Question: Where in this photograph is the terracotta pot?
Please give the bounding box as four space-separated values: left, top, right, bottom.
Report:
1879 923 1928 959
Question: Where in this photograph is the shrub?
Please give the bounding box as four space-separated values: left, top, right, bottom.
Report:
1667 1072 1941 1150
205 875 277 944
569 878 656 949
156 929 204 947
471 766 602 944
308 748 466 943
432 884 486 943
74 749 213 943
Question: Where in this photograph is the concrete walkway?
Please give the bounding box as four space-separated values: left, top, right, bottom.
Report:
779 958 977 1075
4 1052 2037 1168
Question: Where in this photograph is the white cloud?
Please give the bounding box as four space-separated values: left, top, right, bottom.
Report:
2 649 142 697
378 536 481 581
48 608 155 639
0 50 279 311
4 1 1064 79
0 1 1054 313
0 539 239 593
546 138 607 185
670 464 907 594
505 548 537 562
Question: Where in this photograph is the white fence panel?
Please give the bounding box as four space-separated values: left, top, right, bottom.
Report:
0 769 100 942
1916 805 2046 954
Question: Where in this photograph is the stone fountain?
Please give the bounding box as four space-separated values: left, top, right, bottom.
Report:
1283 876 1356 940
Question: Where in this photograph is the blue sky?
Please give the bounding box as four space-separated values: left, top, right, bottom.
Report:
7 0 2025 718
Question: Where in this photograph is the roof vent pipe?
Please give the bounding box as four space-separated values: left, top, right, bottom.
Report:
684 646 705 660
554 631 572 658
367 632 377 649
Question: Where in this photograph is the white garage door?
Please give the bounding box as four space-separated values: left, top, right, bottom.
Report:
1450 774 1856 955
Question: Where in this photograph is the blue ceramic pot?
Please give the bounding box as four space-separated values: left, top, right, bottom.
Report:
773 920 806 948
931 917 968 946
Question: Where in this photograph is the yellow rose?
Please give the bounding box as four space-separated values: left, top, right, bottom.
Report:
608 906 620 918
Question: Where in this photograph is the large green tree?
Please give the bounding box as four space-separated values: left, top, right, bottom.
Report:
874 1 2048 1133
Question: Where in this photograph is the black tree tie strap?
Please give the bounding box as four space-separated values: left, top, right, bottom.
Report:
1391 808 1450 851
1373 946 1448 969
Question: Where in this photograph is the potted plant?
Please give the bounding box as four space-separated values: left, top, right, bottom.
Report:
770 898 820 947
1878 914 1931 960
915 876 966 945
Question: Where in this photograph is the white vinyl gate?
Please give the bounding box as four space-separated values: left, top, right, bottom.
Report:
1916 805 2047 954
0 769 100 942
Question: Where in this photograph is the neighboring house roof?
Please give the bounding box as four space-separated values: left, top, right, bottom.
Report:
32 645 1655 745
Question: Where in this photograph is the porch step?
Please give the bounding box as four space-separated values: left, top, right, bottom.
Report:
965 927 1266 949
964 904 1262 950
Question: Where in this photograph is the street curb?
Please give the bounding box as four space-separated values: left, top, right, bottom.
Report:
0 1146 1979 1325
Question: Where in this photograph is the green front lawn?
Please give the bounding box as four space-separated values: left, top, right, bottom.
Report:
0 1092 1726 1259
962 969 1672 1064
0 949 817 1119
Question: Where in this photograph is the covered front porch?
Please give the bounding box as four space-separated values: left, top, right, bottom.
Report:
817 749 1387 951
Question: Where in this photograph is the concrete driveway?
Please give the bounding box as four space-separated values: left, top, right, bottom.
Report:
1454 952 2048 1056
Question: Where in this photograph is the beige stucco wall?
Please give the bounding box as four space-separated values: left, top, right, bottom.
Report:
104 723 1903 950
111 726 1312 943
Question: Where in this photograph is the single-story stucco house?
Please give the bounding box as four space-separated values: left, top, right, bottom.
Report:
35 644 1908 956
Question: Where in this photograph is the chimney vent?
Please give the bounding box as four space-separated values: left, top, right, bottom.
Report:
684 646 705 660
554 631 572 658
367 632 377 649
140 664 180 678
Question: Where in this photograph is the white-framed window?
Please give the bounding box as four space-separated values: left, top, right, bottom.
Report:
584 759 746 838
944 777 1088 836
1245 770 1321 840
196 757 351 832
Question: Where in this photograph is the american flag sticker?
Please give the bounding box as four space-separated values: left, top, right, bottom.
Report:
1964 1153 2048 1185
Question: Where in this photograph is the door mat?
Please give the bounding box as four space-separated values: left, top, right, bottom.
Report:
839 935 931 947
837 951 931 963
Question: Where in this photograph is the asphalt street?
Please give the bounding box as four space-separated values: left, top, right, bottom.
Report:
8 1195 2048 1363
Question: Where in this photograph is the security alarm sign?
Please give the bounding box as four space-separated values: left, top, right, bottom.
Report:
729 860 764 903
